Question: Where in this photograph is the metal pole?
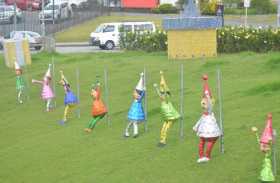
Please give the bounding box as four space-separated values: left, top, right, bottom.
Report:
272 130 277 176
217 68 225 153
52 57 56 108
104 68 110 126
144 67 148 132
277 0 280 27
245 7 248 27
76 68 81 118
41 0 46 36
13 0 17 31
52 0 55 25
179 64 184 138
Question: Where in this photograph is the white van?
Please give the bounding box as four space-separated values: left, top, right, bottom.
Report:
90 22 156 50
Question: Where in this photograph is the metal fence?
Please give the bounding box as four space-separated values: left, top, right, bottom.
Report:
0 1 109 38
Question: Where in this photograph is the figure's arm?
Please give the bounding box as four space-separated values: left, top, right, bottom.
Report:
206 95 212 114
32 79 43 85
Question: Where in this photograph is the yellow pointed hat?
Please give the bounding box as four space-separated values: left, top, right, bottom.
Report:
60 70 69 85
159 71 170 93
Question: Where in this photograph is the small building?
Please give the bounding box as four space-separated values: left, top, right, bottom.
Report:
121 0 159 9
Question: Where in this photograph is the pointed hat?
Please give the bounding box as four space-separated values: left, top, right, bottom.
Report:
44 64 52 79
135 72 145 91
202 74 212 97
160 71 170 93
260 113 273 145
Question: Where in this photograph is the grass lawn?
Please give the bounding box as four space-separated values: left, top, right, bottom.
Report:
55 13 277 43
0 51 279 182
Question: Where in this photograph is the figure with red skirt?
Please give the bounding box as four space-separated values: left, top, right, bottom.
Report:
193 75 222 163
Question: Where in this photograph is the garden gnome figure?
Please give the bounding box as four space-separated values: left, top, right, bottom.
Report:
193 75 222 163
84 80 107 133
15 62 26 104
155 71 180 147
58 70 78 125
32 64 55 112
124 72 146 138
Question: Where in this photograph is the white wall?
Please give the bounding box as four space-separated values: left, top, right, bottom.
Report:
160 0 177 6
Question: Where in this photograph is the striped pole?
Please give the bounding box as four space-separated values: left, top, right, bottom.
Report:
217 68 225 154
179 64 184 139
144 67 148 132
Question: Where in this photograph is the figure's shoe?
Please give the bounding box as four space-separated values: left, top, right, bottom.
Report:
133 134 138 138
59 120 66 125
197 157 209 163
203 157 210 162
19 100 23 104
84 128 92 133
157 142 166 148
124 132 130 138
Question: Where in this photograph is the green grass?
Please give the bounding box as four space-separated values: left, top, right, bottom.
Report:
0 51 279 183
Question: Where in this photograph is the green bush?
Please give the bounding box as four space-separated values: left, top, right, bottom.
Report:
251 0 276 14
120 26 280 53
151 4 178 14
120 30 167 52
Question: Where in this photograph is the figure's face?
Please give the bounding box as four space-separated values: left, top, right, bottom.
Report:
15 70 21 75
133 90 139 99
261 143 271 152
91 89 97 98
59 79 65 85
201 97 208 110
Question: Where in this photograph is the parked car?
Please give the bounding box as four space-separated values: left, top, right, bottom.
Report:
5 0 48 11
10 31 43 50
39 1 72 23
90 22 156 50
0 5 22 24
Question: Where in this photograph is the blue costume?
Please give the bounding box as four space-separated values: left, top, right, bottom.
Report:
128 90 145 122
64 87 78 105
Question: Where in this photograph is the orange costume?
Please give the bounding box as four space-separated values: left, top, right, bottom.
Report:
85 83 107 133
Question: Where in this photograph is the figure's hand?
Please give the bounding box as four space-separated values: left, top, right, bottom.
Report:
32 79 35 83
251 126 258 133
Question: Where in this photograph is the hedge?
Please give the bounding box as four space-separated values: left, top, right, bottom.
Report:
120 26 280 53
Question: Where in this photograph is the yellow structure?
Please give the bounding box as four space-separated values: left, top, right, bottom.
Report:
3 39 31 68
167 29 217 59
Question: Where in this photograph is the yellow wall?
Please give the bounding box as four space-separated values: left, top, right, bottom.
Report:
167 29 217 60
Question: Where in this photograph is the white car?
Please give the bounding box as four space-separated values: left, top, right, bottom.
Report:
39 2 72 23
90 22 156 50
10 31 43 50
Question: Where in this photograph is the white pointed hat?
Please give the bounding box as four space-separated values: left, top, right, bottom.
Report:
14 62 21 70
135 72 146 91
44 64 52 79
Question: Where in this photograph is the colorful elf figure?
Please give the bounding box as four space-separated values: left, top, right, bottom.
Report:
154 71 180 147
58 70 78 125
124 72 146 138
15 62 26 104
252 114 275 182
193 75 222 163
84 81 107 133
32 64 55 112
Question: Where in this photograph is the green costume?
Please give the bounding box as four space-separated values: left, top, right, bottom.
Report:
260 151 275 182
16 75 25 91
161 100 180 121
87 114 105 129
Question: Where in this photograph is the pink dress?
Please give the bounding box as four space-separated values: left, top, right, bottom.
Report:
41 81 55 100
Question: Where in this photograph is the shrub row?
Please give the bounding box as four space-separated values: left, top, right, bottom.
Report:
120 26 280 53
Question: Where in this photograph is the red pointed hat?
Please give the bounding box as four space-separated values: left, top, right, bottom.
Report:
260 113 273 145
202 74 212 97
